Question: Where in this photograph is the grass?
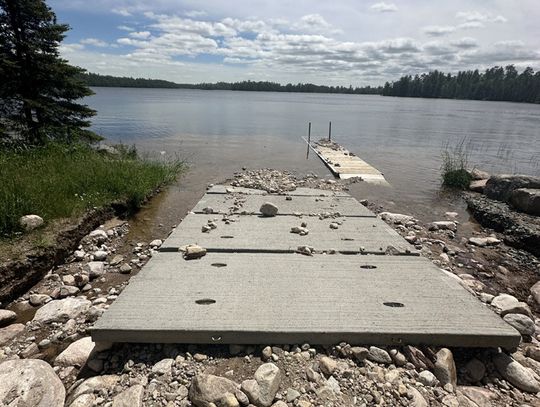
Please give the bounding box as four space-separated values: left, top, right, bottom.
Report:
441 138 472 189
0 143 184 237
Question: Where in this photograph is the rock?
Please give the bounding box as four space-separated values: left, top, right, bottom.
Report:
68 375 120 403
70 394 96 407
408 387 428 407
491 293 519 310
485 174 540 202
86 261 105 279
93 250 108 261
60 285 80 297
470 169 490 180
0 309 16 327
112 384 144 407
499 302 533 319
19 214 44 231
241 379 260 404
150 239 163 248
531 281 540 304
367 346 392 364
119 263 133 274
152 358 174 375
184 244 207 260
271 402 288 407
0 323 24 345
33 297 91 323
493 352 540 393
525 345 540 362
468 236 500 247
418 370 437 387
379 212 414 224
109 254 123 265
0 359 65 406
459 386 496 407
189 374 239 407
286 388 301 402
433 348 457 388
54 337 109 368
235 389 249 406
73 250 86 261
319 356 337 376
503 313 535 336
429 221 457 232
389 349 407 366
89 229 108 244
469 179 487 193
511 188 540 215
260 202 278 217
261 346 272 361
218 393 240 407
29 293 51 306
351 346 369 361
465 358 486 382
254 363 281 407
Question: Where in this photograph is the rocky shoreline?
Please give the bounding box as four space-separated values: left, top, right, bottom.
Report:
1 169 540 406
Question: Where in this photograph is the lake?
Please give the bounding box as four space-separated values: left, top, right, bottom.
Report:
86 87 540 238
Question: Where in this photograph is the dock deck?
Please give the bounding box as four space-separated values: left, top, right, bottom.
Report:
92 186 520 348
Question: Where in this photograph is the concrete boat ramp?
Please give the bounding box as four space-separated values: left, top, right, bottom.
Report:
92 185 520 348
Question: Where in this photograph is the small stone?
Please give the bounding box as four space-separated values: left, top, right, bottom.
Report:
19 214 44 231
408 387 428 407
429 221 457 232
193 353 207 362
319 356 337 376
254 363 281 407
152 358 174 375
260 202 278 217
235 390 249 406
0 310 17 327
189 374 239 407
503 313 535 336
241 379 260 405
109 255 123 266
367 346 392 364
93 250 108 261
262 346 273 361
86 261 105 279
329 223 339 229
74 250 86 261
54 337 103 368
493 352 540 393
465 358 486 382
59 285 79 297
468 237 500 247
112 384 144 407
433 348 457 388
150 239 163 248
418 370 437 387
119 263 133 274
286 388 301 402
89 229 108 244
491 293 519 310
530 281 540 304
183 244 207 260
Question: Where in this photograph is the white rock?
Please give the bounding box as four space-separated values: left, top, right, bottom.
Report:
152 358 174 375
0 359 65 406
418 370 437 387
32 297 91 323
69 394 96 407
29 293 51 306
149 239 163 248
319 356 337 376
0 309 17 327
379 212 414 225
260 202 278 217
68 375 120 404
491 294 519 310
19 214 44 231
74 250 86 261
55 337 110 368
469 237 500 247
254 363 282 407
429 221 457 232
86 261 105 279
93 250 108 261
112 384 144 407
189 374 239 407
89 229 108 244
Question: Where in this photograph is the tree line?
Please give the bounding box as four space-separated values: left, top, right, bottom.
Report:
382 66 540 103
80 73 382 95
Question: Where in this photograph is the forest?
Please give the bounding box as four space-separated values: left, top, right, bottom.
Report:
382 65 540 103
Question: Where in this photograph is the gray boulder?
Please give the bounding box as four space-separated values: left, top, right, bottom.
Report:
33 297 91 323
0 359 65 406
493 353 540 393
189 374 239 407
510 188 540 216
0 323 24 346
503 313 536 336
484 174 540 202
260 202 278 217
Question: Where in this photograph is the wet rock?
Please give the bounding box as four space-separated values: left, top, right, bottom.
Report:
183 244 207 260
319 356 337 376
493 352 540 393
433 348 457 388
464 358 486 382
0 309 16 327
418 370 437 387
469 179 487 193
19 214 44 231
254 363 282 407
485 174 540 202
510 188 540 215
112 384 144 407
503 313 535 336
367 346 392 364
0 359 65 406
260 202 278 217
33 297 91 323
0 323 23 348
189 374 239 407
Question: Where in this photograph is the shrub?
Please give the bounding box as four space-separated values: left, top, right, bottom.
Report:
441 139 472 189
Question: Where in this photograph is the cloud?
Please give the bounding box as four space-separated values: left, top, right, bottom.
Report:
111 7 131 16
423 26 456 37
450 37 478 49
456 11 507 24
185 10 207 18
458 21 484 30
80 38 109 47
129 31 152 39
370 2 398 12
117 25 134 32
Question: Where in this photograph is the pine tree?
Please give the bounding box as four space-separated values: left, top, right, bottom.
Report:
0 0 96 144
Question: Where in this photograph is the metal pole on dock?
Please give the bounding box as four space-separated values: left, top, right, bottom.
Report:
328 121 332 141
306 122 311 159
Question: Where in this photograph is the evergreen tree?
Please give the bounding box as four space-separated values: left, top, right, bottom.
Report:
0 0 95 144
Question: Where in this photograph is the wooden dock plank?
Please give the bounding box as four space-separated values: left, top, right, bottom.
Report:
91 254 520 348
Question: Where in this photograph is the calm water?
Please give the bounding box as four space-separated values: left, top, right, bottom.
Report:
86 88 540 239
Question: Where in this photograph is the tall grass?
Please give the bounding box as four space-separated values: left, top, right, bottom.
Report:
441 138 472 189
0 143 184 237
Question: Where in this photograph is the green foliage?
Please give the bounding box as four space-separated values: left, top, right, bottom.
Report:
441 140 472 189
382 65 540 104
0 143 184 236
0 0 96 145
80 72 383 95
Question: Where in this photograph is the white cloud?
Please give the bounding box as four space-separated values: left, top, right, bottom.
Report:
423 26 456 37
80 38 109 47
185 10 207 18
117 25 134 31
450 37 478 49
129 31 152 39
370 2 398 13
458 21 484 30
456 11 507 24
111 7 131 16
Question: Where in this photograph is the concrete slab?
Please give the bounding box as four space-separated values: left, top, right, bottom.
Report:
162 214 415 254
91 254 520 348
192 193 375 217
206 185 350 197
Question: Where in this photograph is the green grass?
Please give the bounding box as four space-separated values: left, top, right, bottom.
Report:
0 143 184 237
441 139 472 189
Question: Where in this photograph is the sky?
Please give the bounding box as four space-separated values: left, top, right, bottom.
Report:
49 0 540 86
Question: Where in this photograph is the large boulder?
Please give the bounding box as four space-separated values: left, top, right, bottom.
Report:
189 374 239 407
0 359 65 406
33 297 91 323
54 337 111 368
493 353 540 393
484 175 540 202
510 188 540 216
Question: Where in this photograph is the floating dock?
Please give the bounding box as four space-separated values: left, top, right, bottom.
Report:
92 186 520 348
307 139 389 185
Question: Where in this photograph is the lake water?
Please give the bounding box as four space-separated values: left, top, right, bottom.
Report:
86 87 540 239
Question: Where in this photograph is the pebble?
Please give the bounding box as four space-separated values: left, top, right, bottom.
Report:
260 202 279 217
0 310 17 327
